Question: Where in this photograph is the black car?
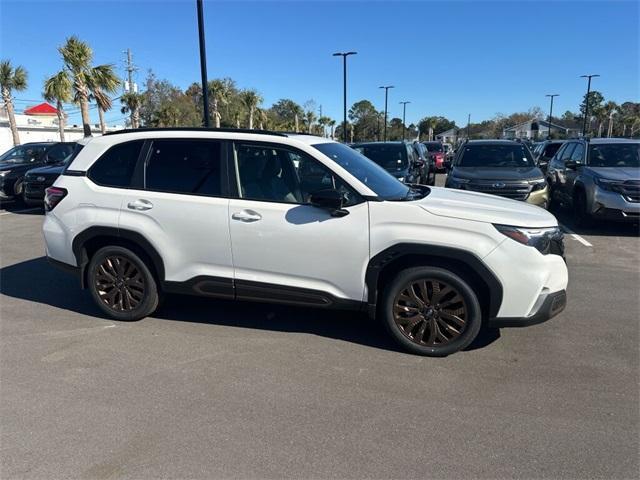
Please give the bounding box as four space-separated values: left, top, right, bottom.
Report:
0 142 76 202
445 139 549 208
351 141 427 184
23 143 83 205
412 142 436 185
532 140 565 173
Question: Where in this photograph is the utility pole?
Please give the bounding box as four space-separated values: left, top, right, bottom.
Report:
607 110 615 138
379 85 394 142
399 101 410 141
196 0 211 127
466 113 471 140
545 94 558 139
123 48 137 93
333 52 357 143
580 74 600 137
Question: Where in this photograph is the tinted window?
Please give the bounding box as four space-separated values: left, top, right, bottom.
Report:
588 143 640 168
458 144 534 167
543 143 562 158
559 143 576 161
89 141 143 187
423 142 443 152
353 144 408 171
235 143 358 206
0 144 49 163
46 143 75 162
146 140 222 196
570 143 585 162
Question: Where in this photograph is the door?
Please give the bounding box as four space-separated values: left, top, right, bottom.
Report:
563 142 585 202
118 139 234 292
552 142 576 203
228 142 370 303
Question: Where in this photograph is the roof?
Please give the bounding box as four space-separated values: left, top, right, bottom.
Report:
588 138 640 144
465 139 521 145
503 118 569 132
24 103 58 116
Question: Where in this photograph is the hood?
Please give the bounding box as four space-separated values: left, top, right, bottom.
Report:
587 167 640 182
451 166 543 181
417 186 557 228
26 164 66 176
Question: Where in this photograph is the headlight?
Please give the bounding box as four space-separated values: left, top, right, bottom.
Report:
529 179 547 191
594 177 622 193
396 177 406 183
447 176 470 188
494 224 564 255
0 170 9 177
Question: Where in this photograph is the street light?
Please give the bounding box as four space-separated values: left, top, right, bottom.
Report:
379 85 394 142
399 101 410 141
580 74 600 136
196 0 210 127
333 51 357 143
545 94 559 139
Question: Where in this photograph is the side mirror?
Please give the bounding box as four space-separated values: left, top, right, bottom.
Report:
309 188 349 217
564 160 578 170
414 159 425 168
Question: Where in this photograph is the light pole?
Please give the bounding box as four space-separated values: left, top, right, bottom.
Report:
581 74 600 136
399 101 410 141
545 94 559 139
333 51 357 143
466 113 471 140
196 0 210 127
379 85 394 142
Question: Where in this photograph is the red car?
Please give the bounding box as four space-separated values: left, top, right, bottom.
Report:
422 141 446 171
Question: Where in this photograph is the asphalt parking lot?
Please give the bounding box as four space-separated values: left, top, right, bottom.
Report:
1 177 639 479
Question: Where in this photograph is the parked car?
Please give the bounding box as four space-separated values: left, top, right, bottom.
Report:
422 141 446 171
547 138 640 224
23 143 83 206
0 142 76 202
445 139 549 208
533 140 565 173
412 142 436 185
351 141 426 184
44 128 567 357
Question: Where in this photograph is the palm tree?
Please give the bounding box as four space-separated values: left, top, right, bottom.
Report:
58 36 120 137
239 89 263 129
317 116 331 137
43 71 72 142
328 119 336 139
0 60 28 146
91 65 120 134
208 79 232 128
120 92 143 128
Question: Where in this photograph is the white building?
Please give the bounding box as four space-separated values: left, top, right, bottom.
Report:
435 128 458 144
502 118 578 139
0 102 123 154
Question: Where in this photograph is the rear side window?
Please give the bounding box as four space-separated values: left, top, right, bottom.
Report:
89 141 143 188
145 140 222 196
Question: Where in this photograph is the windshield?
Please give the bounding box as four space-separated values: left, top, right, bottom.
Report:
458 144 535 167
312 142 410 200
423 142 443 152
0 144 48 163
588 143 640 168
352 144 408 171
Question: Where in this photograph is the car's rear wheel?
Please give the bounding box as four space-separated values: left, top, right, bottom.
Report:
381 266 482 356
88 246 159 321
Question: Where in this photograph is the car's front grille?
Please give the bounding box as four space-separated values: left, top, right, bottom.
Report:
619 180 640 203
466 181 532 201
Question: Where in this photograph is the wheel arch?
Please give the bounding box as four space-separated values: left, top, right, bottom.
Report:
365 244 503 320
71 226 165 289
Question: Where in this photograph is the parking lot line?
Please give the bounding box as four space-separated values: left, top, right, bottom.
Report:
0 208 41 216
560 224 593 247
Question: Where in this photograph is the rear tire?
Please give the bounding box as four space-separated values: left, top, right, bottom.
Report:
380 266 482 356
87 246 159 321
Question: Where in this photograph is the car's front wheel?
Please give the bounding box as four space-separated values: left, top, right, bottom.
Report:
87 246 159 321
381 266 482 356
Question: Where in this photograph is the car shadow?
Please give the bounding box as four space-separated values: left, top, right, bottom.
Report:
0 257 500 355
0 200 44 215
551 206 640 238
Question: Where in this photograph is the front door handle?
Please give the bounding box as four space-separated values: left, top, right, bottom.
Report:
127 199 153 211
232 209 262 222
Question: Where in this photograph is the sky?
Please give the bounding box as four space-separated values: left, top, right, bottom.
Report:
0 0 638 128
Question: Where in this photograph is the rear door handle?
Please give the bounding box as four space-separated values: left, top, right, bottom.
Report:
232 210 262 222
127 199 153 211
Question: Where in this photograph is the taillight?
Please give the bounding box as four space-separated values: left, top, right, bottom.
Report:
44 186 67 211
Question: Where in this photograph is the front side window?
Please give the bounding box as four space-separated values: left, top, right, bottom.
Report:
46 143 75 163
145 140 222 196
570 143 585 163
588 143 640 168
235 143 359 206
458 144 534 168
0 144 48 163
559 143 576 162
89 140 143 188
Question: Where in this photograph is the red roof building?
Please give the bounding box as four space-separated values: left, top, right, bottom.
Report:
24 102 58 116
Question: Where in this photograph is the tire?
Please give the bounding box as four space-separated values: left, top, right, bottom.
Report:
573 190 592 227
13 178 25 203
87 246 159 321
380 266 482 356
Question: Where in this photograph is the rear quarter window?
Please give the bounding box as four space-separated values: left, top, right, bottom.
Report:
88 140 144 188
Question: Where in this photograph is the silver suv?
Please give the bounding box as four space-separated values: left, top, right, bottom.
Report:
547 138 640 224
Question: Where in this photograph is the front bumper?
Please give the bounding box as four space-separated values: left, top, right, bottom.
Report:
489 289 567 328
23 181 47 204
590 187 640 223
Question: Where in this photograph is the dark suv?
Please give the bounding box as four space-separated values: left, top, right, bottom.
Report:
547 138 639 224
24 143 82 205
445 140 549 208
351 141 428 184
0 142 76 202
533 140 565 173
412 142 435 185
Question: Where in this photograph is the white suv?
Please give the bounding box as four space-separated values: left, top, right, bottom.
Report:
43 129 568 356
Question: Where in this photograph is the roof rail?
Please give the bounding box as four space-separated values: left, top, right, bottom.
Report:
103 127 288 137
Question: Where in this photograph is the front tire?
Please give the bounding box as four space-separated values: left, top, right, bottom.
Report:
380 266 482 356
574 190 592 227
87 246 159 321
